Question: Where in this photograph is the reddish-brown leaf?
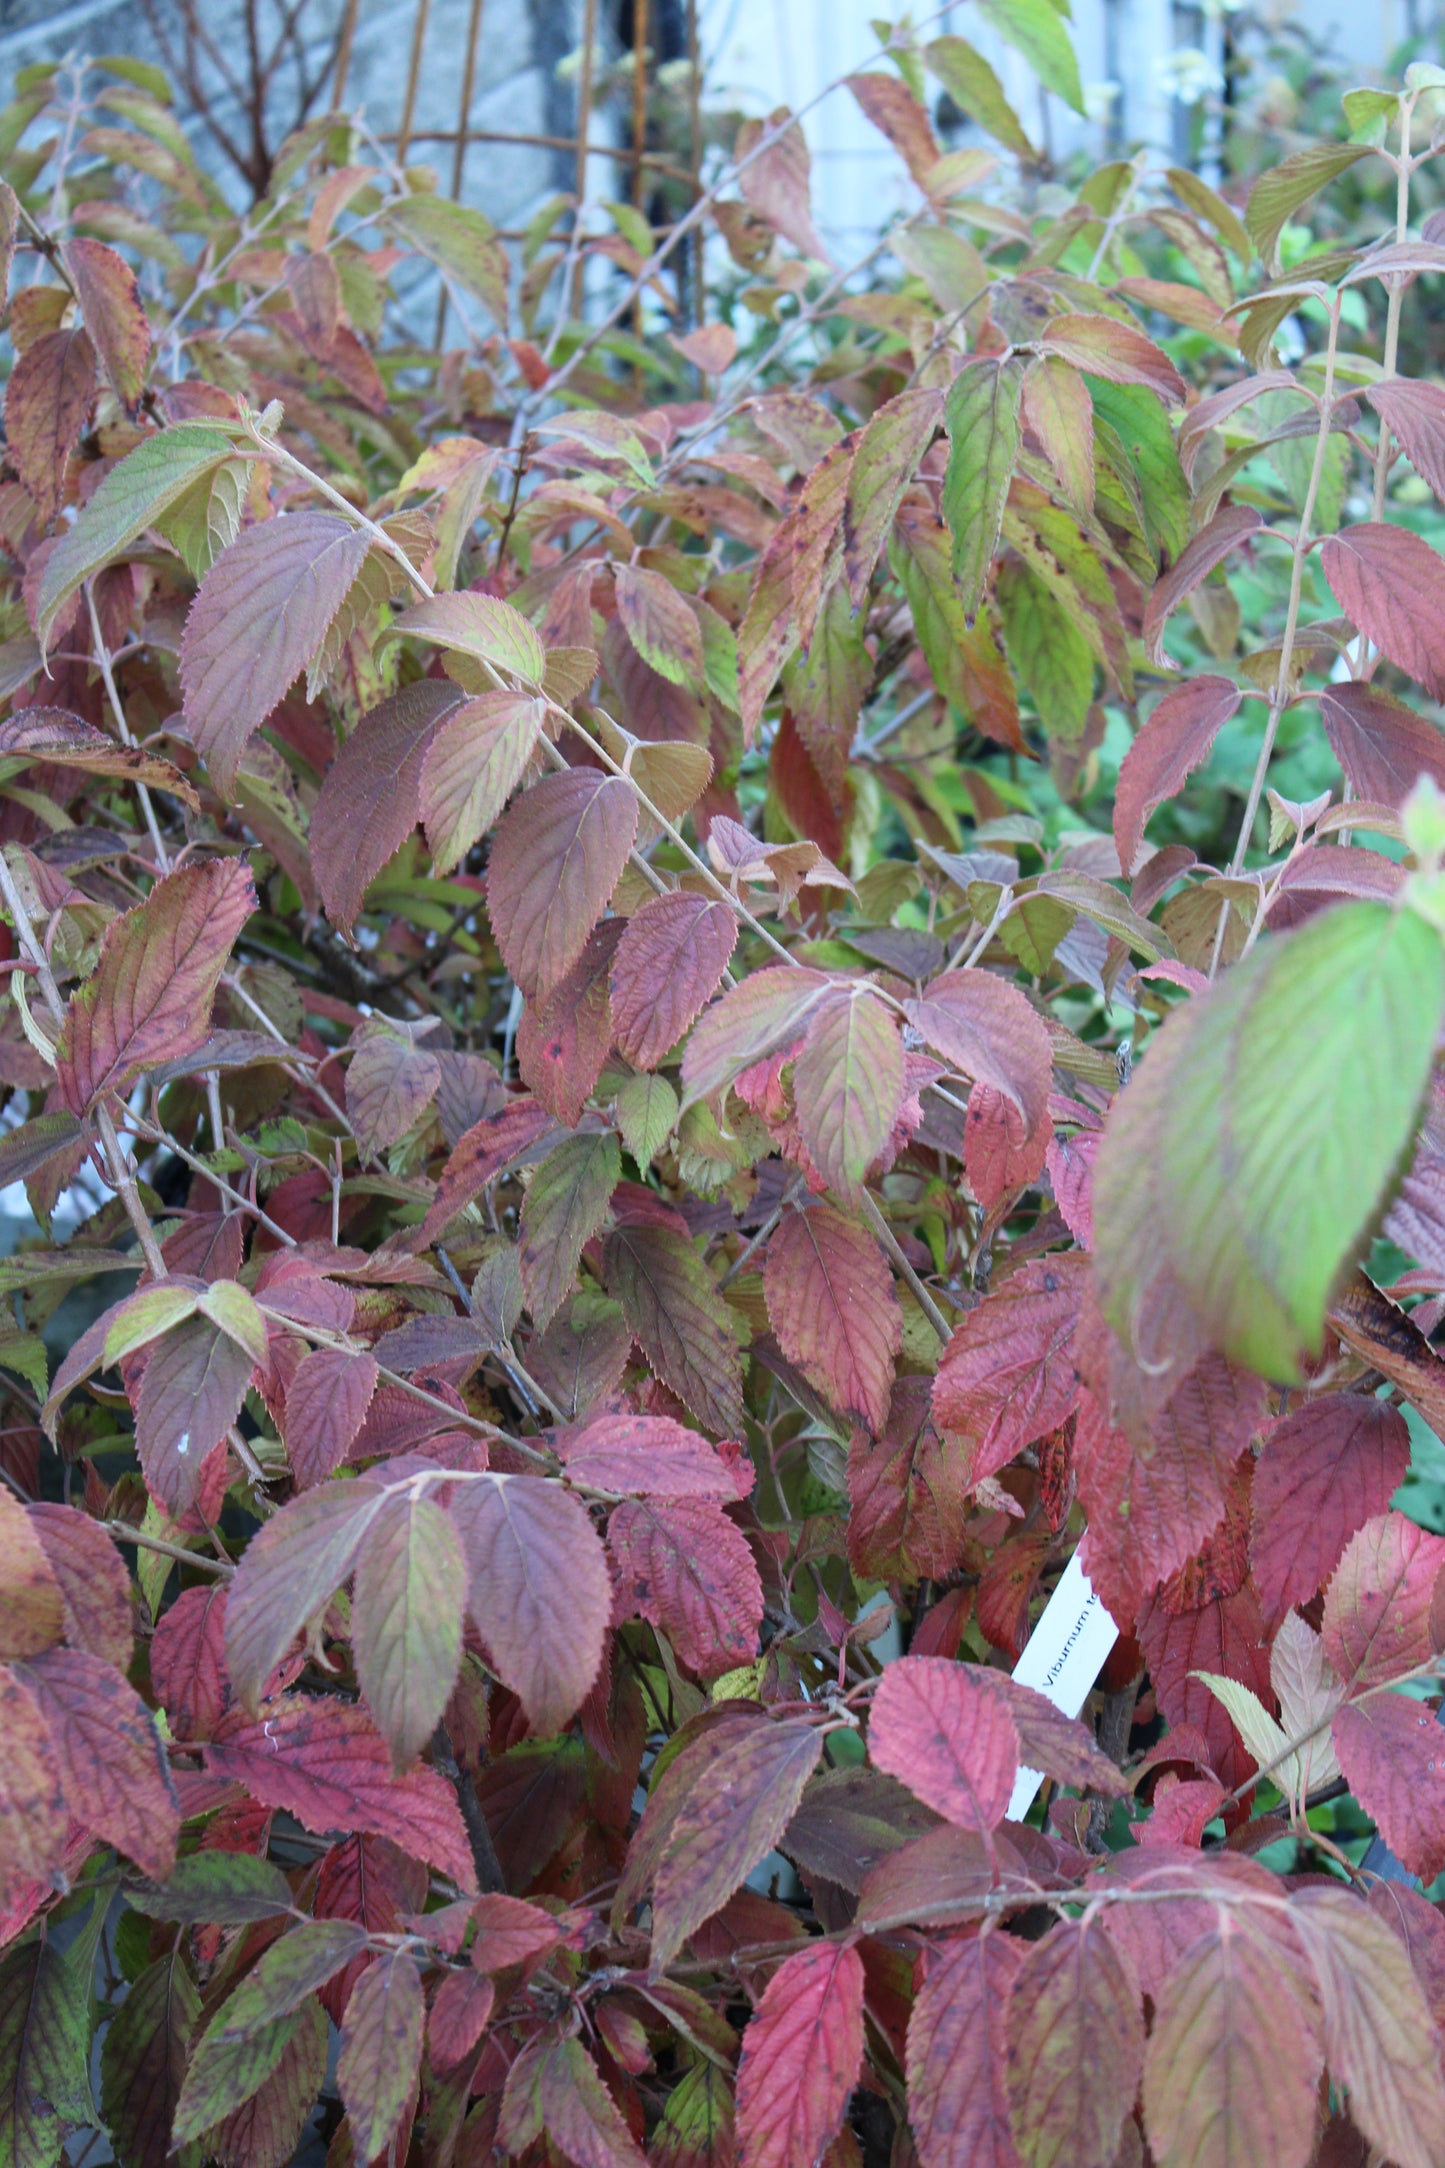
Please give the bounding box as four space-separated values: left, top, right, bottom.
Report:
134 1317 253 1516
206 1695 476 1887
609 1496 763 1678
150 1581 230 1741
614 562 703 684
501 2031 648 2168
449 1473 611 1735
681 964 830 1105
345 1018 441 1158
20 1645 178 1880
1333 1692 1445 1881
848 1376 967 1582
65 236 150 411
1320 522 1445 701
180 512 372 791
338 1948 423 2163
605 1221 747 1437
1077 1360 1265 1625
765 1202 901 1433
429 1967 494 2072
283 1346 380 1489
99 1952 201 2168
0 706 200 806
1250 1397 1411 1620
1321 1509 1445 1689
907 1930 1022 2168
1114 676 1243 875
413 1095 556 1251
1292 1885 1445 2168
1142 1919 1323 2168
0 1667 67 1900
736 1941 864 2168
1369 377 1445 502
844 386 943 604
6 325 96 522
1008 1917 1145 2168
26 1502 131 1669
56 857 256 1115
1137 1585 1275 1794
610 892 738 1070
486 767 637 999
1142 503 1263 666
0 1486 64 1658
559 1411 746 1499
964 1083 1050 1210
648 1717 825 1970
932 1254 1086 1489
847 70 940 182
904 970 1053 1137
1042 313 1186 406
311 679 464 932
1319 679 1445 808
868 1656 1019 1833
515 917 625 1128
737 107 829 261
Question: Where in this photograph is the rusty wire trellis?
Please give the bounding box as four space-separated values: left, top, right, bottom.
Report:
326 0 707 344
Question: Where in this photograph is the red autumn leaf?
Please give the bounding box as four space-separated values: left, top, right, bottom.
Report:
149 1582 230 1740
1137 1584 1275 1794
558 1411 746 1500
20 1645 179 1881
0 1485 65 1657
1077 1359 1264 1623
516 917 626 1129
448 1473 611 1736
314 1833 426 2025
486 767 637 999
867 1656 1019 1832
1143 1917 1323 2168
610 1496 764 1677
847 1375 967 1582
906 1929 1022 2168
765 1201 901 1433
1114 676 1243 875
180 512 372 791
1250 1396 1411 1620
338 1947 424 2163
1142 502 1263 665
413 1094 556 1251
6 325 96 522
501 2031 648 2168
681 964 831 1105
736 1941 864 2168
1369 377 1445 501
344 1017 442 1157
964 1082 1050 1209
1321 1510 1445 1689
605 1221 747 1438
283 1346 380 1489
1333 1692 1445 1881
610 892 739 1071
134 1317 254 1516
205 1694 476 1888
647 1717 825 1970
0 1666 68 1899
26 1502 132 1669
737 106 830 260
1008 1918 1145 2168
56 857 256 1115
428 1967 494 2071
1042 312 1186 406
311 680 464 933
847 70 940 183
1319 521 1445 701
1319 679 1445 808
468 1891 568 1972
991 1676 1131 1797
65 236 150 411
904 969 1053 1137
932 1254 1087 1489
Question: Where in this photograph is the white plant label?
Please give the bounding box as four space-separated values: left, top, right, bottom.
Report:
1007 1550 1120 1823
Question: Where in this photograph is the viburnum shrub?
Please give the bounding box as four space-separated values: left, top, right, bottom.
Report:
7 17 1445 2167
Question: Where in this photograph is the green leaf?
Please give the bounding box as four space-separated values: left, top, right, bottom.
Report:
792 989 905 1204
387 193 509 325
152 453 246 579
353 1491 466 1766
126 1850 297 1925
1245 143 1371 272
617 1072 678 1169
1094 902 1445 1387
975 0 1085 115
1086 377 1192 564
942 358 1024 624
519 1131 622 1332
0 1933 94 2168
995 560 1093 741
172 2006 307 2146
925 36 1035 157
34 423 238 647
